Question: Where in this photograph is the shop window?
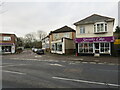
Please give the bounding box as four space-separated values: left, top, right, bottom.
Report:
79 43 84 53
79 43 93 53
52 44 55 51
105 43 110 53
89 48 93 53
100 43 104 53
57 42 62 51
2 46 11 52
105 43 109 47
89 43 93 53
100 43 110 53
84 43 89 53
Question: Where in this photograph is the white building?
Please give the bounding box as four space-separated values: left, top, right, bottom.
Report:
42 35 50 52
74 14 115 55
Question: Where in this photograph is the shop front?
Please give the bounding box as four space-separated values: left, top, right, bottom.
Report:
0 43 15 54
51 39 64 54
75 36 115 55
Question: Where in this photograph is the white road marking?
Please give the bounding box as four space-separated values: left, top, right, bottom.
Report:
69 63 76 64
98 63 104 64
82 62 88 64
2 70 26 75
2 63 13 64
50 64 63 67
108 63 116 65
2 65 18 67
52 77 120 87
1 64 29 67
35 56 42 58
61 61 66 62
89 62 96 64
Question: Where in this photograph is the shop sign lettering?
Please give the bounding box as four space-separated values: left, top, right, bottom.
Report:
75 36 115 43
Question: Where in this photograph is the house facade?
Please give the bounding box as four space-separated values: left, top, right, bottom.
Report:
0 33 17 54
49 26 76 54
42 35 50 52
74 14 115 55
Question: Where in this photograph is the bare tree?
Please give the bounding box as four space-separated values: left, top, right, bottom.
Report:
23 33 37 48
37 30 47 41
25 33 36 42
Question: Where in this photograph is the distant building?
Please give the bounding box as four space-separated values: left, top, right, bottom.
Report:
42 35 50 52
74 14 115 55
49 26 76 54
0 33 17 54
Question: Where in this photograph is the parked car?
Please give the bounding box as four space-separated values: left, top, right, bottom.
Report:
32 48 38 53
36 49 44 55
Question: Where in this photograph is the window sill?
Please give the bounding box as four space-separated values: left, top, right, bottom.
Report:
94 32 108 34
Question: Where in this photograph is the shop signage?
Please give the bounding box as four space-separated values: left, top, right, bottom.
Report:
114 39 120 44
0 43 13 45
75 36 115 43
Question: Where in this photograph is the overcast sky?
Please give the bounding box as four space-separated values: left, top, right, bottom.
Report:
0 0 119 37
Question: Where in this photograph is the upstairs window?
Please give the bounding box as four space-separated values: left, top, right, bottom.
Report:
94 22 107 33
54 34 59 40
63 33 70 38
3 36 11 41
80 27 85 34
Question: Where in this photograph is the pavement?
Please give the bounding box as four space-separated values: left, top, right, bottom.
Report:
2 49 120 65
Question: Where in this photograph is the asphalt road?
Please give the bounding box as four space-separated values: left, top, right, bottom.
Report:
1 58 119 88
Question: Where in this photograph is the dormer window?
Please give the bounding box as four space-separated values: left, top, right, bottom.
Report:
94 22 107 33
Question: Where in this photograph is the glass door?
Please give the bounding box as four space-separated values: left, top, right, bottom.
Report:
94 43 100 53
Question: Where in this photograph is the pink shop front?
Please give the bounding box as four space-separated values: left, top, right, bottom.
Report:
75 36 115 55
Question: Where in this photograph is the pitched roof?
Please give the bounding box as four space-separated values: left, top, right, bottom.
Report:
49 26 75 34
0 33 17 38
42 35 49 40
74 14 115 26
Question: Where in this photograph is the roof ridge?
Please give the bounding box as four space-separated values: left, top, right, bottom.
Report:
74 14 115 25
49 25 75 34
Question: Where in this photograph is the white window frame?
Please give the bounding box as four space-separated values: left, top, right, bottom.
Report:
54 34 59 39
57 42 62 51
80 27 85 34
100 42 111 54
3 36 11 41
78 43 93 53
94 22 107 33
64 33 70 38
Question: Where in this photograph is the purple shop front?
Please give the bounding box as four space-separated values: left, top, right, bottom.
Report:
0 43 14 45
75 36 115 43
